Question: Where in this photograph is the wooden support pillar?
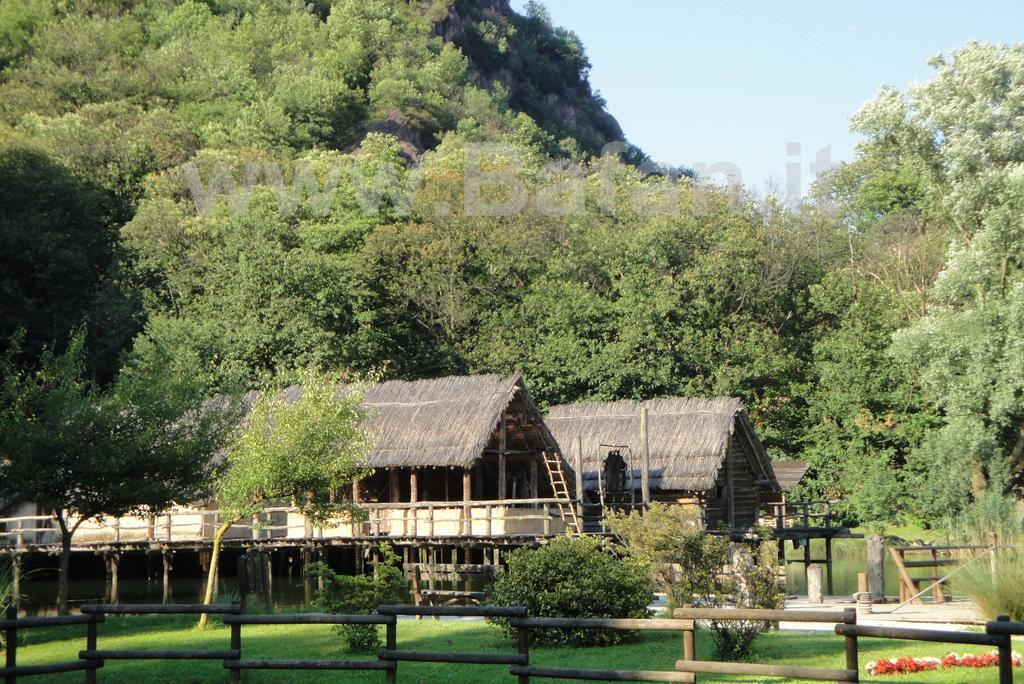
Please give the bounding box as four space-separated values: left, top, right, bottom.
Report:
11 554 20 616
574 435 584 520
825 537 834 596
390 467 401 503
463 467 472 536
867 534 885 603
302 548 313 605
529 458 538 498
352 480 361 504
498 413 507 500
162 551 173 605
410 468 419 503
146 513 155 542
803 539 811 589
639 406 651 506
108 553 120 604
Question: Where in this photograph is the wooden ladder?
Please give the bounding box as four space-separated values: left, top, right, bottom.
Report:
541 451 582 536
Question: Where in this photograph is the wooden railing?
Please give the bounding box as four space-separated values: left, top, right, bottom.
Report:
0 499 574 547
3 603 1023 682
767 500 840 531
889 538 1000 605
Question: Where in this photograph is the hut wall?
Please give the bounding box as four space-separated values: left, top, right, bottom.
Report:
703 433 761 529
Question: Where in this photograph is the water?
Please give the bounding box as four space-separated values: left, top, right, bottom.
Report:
782 537 924 597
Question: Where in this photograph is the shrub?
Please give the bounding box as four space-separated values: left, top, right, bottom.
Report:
307 543 407 652
485 536 653 646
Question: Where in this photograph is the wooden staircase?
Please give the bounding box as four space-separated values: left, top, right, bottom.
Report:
541 451 582 536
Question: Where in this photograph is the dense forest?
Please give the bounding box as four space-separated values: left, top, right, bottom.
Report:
1 0 1022 528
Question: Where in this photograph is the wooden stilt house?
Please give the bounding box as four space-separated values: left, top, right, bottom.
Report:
546 397 780 530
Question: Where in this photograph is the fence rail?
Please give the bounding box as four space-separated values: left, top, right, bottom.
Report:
2 604 1023 682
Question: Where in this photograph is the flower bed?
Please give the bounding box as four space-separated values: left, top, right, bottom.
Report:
867 650 1022 676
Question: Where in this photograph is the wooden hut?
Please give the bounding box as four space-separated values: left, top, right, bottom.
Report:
546 397 780 530
345 373 579 537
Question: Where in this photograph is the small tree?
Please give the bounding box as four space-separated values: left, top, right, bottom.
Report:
307 543 406 651
0 333 234 614
198 368 371 627
607 505 784 660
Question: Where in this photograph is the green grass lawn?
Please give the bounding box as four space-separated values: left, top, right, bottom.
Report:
5 614 1020 683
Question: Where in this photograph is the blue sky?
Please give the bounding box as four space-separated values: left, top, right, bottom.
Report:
512 1 1024 196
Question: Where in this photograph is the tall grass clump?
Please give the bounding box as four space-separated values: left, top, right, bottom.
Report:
947 493 1024 621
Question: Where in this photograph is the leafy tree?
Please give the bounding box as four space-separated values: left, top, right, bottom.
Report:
197 368 371 627
0 332 234 614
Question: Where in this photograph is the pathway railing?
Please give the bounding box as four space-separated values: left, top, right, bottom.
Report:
1 609 101 684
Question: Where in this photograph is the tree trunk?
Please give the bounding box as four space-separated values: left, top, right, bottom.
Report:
55 513 72 616
198 520 235 629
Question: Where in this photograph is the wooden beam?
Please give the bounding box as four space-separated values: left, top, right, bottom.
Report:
639 406 651 505
574 434 584 520
498 413 507 500
462 468 472 501
390 468 401 503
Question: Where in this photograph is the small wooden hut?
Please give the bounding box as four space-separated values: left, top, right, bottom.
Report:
546 397 780 530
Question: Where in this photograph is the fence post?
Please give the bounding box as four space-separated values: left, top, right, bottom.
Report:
987 532 999 580
517 619 530 684
4 605 16 684
843 607 859 682
384 615 397 683
681 619 695 666
229 620 241 684
995 615 1012 684
84 615 100 684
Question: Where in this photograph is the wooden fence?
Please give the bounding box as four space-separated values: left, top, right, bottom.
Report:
674 607 858 682
2 604 1022 682
889 537 1000 604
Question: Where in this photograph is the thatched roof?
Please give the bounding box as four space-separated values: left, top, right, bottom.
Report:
546 397 779 493
771 460 809 492
359 373 523 469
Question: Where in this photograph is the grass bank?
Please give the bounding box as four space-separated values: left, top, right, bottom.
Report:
5 614 1019 683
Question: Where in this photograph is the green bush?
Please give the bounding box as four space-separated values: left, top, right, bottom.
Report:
307 544 407 652
485 536 653 646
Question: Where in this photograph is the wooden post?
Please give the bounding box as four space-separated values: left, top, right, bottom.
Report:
146 513 155 541
682 620 695 664
463 468 472 536
498 413 507 500
164 513 172 541
529 458 538 498
109 553 120 604
930 547 944 602
4 605 16 684
410 469 419 503
229 620 241 684
573 434 584 520
390 467 401 503
825 536 834 596
543 504 551 537
639 406 651 506
517 618 530 684
10 555 20 616
85 615 98 684
807 564 823 603
162 551 173 604
867 535 885 603
857 573 868 595
843 607 858 680
995 615 1012 684
251 511 261 540
987 531 998 580
385 615 398 684
302 548 313 605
